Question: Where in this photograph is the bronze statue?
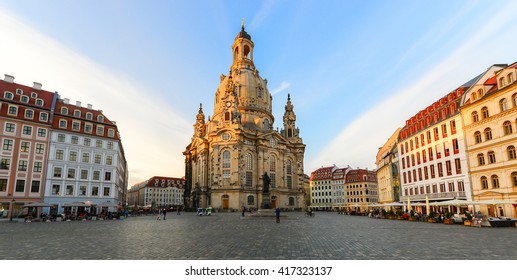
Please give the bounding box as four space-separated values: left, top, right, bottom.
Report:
262 172 270 193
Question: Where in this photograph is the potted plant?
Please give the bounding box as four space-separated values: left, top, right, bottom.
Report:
396 210 404 220
444 210 455 224
428 210 436 223
408 210 416 221
381 209 387 219
463 212 473 226
388 210 396 219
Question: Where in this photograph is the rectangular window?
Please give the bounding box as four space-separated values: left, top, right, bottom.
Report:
92 186 99 196
103 187 110 196
25 109 34 119
435 145 441 159
31 181 40 193
57 134 66 142
84 138 91 146
106 156 113 165
71 136 79 144
94 154 101 164
54 167 62 178
96 140 103 148
427 131 431 144
39 112 48 122
0 179 7 192
418 168 422 181
20 141 30 153
37 128 46 137
434 128 439 141
441 124 447 138
79 185 87 196
56 149 64 160
446 160 452 176
448 182 455 192
424 166 429 179
15 180 25 192
437 162 443 177
458 181 465 192
3 139 13 150
52 184 60 195
444 142 450 157
85 124 92 133
430 165 435 178
93 171 100 180
81 169 88 180
96 126 104 135
82 153 90 163
270 173 276 188
432 184 438 193
452 138 459 154
33 162 42 172
67 168 75 179
69 151 77 161
440 183 446 193
107 142 113 149
8 105 18 115
0 159 11 170
245 171 252 187
72 121 80 131
18 160 28 171
287 175 292 189
454 158 462 174
5 123 15 132
66 185 74 195
428 147 433 161
59 120 67 128
35 143 44 154
104 172 111 181
450 120 457 134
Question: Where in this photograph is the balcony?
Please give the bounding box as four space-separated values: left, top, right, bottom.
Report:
401 191 466 201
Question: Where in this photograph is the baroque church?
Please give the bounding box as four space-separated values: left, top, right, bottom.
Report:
183 23 306 211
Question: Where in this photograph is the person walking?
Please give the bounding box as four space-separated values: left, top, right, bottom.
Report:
275 207 280 223
162 208 166 220
242 206 245 217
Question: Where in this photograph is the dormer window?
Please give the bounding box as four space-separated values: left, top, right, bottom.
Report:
500 77 506 87
35 99 44 106
4 92 13 99
97 115 104 122
478 88 484 97
61 107 68 115
509 73 515 84
86 112 93 120
31 92 38 98
471 92 477 101
16 89 23 95
20 96 29 103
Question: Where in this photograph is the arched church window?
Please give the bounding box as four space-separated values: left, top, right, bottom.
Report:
270 155 277 188
264 119 270 130
244 45 251 59
222 150 230 169
286 159 293 189
246 153 253 170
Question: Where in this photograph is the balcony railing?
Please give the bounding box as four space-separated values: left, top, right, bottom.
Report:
401 191 466 201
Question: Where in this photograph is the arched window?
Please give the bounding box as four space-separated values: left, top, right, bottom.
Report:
247 195 254 205
286 159 293 189
511 172 517 187
471 92 477 101
484 127 492 141
474 131 482 144
481 107 489 119
478 88 484 97
263 119 270 130
503 121 513 135
500 77 506 87
491 175 500 188
477 153 485 166
270 154 277 188
513 93 517 107
472 111 479 123
487 151 496 164
222 150 231 185
507 145 516 160
245 153 253 188
480 176 488 189
500 98 508 112
61 107 68 114
509 73 515 84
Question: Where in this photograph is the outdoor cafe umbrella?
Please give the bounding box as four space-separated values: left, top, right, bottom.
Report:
406 197 412 212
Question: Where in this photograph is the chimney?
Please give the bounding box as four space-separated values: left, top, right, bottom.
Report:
33 82 42 90
4 74 14 83
64 98 70 104
76 101 82 107
87 104 93 109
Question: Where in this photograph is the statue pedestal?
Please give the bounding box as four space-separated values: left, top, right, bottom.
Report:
261 192 271 209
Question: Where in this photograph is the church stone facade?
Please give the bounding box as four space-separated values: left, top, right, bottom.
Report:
183 24 305 211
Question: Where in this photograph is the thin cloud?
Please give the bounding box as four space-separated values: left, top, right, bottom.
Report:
0 10 192 186
250 0 276 29
270 81 291 95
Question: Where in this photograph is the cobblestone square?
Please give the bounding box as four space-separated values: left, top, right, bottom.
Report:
1 212 516 260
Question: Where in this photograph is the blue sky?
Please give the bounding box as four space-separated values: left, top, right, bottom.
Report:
1 0 517 186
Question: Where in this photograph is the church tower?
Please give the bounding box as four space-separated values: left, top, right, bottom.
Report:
184 22 305 211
